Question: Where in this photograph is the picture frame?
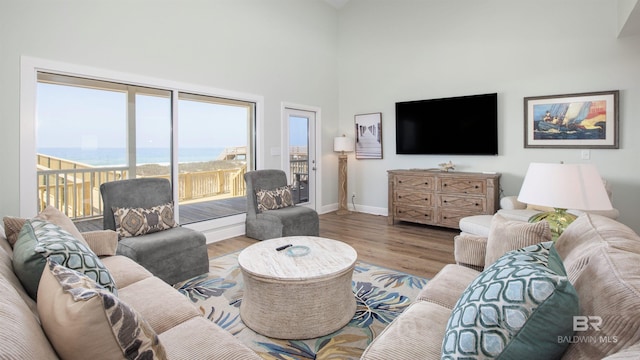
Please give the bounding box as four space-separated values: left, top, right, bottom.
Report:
354 112 383 159
524 90 619 149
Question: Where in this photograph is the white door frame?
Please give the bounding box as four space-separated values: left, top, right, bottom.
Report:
281 102 321 211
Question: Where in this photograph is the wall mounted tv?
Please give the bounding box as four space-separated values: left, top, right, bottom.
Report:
395 93 498 155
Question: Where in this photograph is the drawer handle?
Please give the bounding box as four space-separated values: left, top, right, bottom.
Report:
424 182 429 185
424 198 428 201
398 195 402 199
475 203 479 206
443 200 447 203
398 180 403 183
475 185 479 189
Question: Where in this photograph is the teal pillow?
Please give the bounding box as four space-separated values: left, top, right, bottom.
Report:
442 241 579 359
12 219 117 300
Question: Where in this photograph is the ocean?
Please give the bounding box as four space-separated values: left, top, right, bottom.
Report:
37 147 227 167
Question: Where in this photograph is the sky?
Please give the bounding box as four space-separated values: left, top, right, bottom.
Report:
36 82 256 150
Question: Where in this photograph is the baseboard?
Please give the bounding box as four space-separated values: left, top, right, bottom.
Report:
320 202 387 217
183 214 246 244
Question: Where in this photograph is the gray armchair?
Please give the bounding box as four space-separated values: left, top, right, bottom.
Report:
244 169 319 240
100 178 208 284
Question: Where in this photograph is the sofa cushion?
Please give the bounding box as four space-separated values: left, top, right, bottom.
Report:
417 264 480 309
485 213 552 267
113 202 177 238
361 301 452 360
38 259 167 360
158 316 262 360
256 185 294 212
101 255 153 289
13 219 117 299
555 214 640 359
0 238 38 318
3 205 88 248
0 276 58 360
442 242 579 359
117 276 200 334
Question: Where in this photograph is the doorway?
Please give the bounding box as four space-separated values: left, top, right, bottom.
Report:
283 106 317 210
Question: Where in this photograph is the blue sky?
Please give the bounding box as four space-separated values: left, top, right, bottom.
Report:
37 83 252 149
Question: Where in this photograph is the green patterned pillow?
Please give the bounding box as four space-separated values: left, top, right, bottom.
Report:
442 242 579 359
38 259 166 360
113 202 177 238
256 186 294 212
12 219 117 299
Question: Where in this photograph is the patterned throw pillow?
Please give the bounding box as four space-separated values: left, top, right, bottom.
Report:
442 242 579 360
3 205 89 248
38 259 167 360
12 219 117 299
113 202 177 238
256 186 294 212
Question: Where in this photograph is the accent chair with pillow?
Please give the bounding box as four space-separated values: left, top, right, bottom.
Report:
100 178 208 284
244 169 319 240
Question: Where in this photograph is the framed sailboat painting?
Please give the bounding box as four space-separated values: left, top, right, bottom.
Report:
524 90 619 149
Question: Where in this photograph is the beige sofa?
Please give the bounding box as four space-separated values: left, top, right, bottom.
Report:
361 213 640 359
0 219 260 359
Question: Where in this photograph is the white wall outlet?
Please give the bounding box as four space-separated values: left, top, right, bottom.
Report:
581 150 591 160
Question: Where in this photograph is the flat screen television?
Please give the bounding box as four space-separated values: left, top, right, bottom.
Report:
395 93 498 155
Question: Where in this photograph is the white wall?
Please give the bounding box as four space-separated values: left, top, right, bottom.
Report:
338 0 640 232
0 0 341 222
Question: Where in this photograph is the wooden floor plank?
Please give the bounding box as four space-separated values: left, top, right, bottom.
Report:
208 211 457 279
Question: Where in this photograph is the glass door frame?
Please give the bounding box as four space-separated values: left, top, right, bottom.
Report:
281 102 321 211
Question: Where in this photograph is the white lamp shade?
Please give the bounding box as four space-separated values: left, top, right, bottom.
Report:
334 136 354 153
517 163 613 211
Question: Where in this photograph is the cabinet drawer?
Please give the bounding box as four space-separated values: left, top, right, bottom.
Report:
439 210 471 229
395 190 432 206
395 205 433 224
439 178 485 194
395 175 434 191
438 195 486 212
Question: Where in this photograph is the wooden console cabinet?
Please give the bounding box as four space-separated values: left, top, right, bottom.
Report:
387 169 501 229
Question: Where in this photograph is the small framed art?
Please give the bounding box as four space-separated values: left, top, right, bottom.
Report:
354 112 383 159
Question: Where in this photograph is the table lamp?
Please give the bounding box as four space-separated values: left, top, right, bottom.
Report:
517 162 612 239
334 135 354 215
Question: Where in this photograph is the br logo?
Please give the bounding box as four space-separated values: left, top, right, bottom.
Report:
573 316 602 331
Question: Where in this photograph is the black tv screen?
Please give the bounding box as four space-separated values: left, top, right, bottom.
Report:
395 93 498 155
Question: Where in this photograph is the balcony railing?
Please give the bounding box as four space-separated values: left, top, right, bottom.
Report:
37 154 247 220
37 153 307 221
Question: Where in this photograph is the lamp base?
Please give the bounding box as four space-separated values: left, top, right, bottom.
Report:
528 208 577 241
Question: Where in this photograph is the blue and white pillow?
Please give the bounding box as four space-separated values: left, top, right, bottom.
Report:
442 241 579 359
12 219 117 299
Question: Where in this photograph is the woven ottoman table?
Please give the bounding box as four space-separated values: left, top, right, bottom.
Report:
238 236 357 339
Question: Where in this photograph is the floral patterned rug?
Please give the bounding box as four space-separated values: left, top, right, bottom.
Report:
173 251 428 360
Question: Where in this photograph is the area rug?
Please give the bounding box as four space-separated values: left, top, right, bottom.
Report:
173 252 428 360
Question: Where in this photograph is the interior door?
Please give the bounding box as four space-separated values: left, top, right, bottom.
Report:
283 107 316 210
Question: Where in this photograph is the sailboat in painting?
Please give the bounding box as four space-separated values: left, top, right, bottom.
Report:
534 100 607 140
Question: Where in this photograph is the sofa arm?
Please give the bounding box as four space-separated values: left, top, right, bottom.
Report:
500 196 527 210
454 234 487 271
81 230 118 257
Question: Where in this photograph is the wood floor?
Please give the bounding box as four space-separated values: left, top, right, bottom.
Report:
207 211 458 279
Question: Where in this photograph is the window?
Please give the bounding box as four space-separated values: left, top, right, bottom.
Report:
177 93 253 224
35 72 255 226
